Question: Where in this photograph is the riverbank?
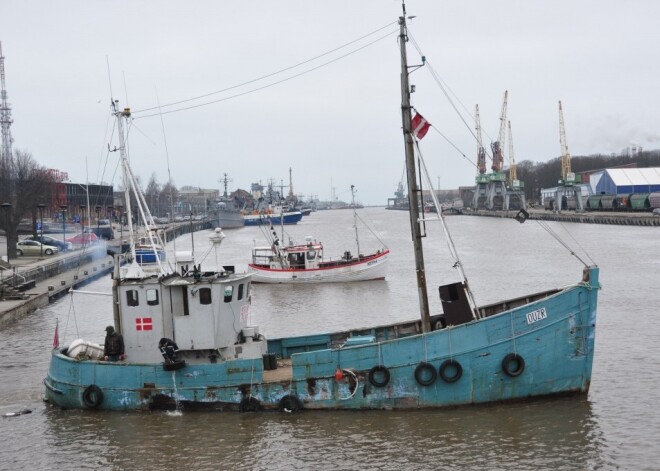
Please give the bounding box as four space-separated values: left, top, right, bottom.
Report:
0 245 113 327
465 208 660 226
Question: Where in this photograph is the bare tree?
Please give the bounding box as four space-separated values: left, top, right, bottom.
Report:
0 150 56 261
145 173 161 217
159 181 178 220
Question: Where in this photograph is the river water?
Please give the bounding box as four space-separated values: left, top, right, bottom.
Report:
1 208 658 470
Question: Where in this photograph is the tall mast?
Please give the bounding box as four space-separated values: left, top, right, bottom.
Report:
399 12 431 333
114 102 138 265
0 41 13 164
351 185 361 258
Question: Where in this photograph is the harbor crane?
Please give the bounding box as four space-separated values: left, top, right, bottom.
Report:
484 91 509 210
471 104 489 209
555 101 583 212
504 120 525 210
490 90 508 173
476 105 487 175
508 120 516 185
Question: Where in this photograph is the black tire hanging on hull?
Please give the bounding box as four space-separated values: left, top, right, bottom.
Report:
239 396 261 413
414 362 437 386
439 359 463 383
82 384 104 409
163 359 187 371
278 394 302 413
501 353 525 377
368 365 391 388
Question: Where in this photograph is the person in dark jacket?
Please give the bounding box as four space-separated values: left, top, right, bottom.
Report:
104 325 125 361
158 337 179 363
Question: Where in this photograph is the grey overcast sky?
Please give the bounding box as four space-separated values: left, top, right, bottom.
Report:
2 1 659 205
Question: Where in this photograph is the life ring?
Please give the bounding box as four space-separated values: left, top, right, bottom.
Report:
439 359 463 383
414 362 437 386
368 365 390 388
239 396 261 413
501 353 525 377
278 394 302 413
82 384 104 409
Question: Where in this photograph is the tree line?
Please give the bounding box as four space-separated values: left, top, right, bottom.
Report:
511 149 660 203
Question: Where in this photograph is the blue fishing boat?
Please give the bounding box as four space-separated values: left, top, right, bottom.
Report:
242 207 303 226
44 10 599 412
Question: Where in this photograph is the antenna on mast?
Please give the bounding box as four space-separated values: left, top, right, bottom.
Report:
0 41 14 164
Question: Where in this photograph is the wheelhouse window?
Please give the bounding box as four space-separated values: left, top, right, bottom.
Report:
199 287 212 305
126 289 139 307
237 283 244 301
224 286 233 303
146 289 159 306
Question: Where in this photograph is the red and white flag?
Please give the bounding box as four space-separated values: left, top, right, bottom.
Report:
411 112 431 139
52 319 59 349
135 317 153 331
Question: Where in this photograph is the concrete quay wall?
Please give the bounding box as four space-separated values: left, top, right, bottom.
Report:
0 248 114 328
466 209 660 227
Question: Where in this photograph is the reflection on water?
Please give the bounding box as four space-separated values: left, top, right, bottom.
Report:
34 397 606 471
1 209 659 469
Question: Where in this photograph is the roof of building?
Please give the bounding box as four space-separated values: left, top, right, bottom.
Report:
606 168 660 186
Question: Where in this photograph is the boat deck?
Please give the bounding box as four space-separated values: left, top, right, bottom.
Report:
262 358 293 383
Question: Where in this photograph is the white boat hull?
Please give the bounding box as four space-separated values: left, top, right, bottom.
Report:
249 250 389 283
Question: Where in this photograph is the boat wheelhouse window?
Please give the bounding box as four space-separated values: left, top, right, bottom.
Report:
146 289 159 306
199 287 212 305
126 289 139 307
224 286 233 303
307 250 316 260
237 283 244 301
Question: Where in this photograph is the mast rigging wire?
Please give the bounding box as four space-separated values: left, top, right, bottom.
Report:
133 22 396 119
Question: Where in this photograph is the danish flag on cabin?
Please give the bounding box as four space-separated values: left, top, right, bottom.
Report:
135 317 153 331
411 112 431 139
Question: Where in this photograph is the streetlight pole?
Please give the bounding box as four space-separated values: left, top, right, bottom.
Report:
107 205 113 240
1 202 11 263
79 205 86 247
95 205 101 241
37 203 46 256
60 205 67 249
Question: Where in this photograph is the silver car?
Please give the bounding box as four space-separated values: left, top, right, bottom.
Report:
16 240 59 256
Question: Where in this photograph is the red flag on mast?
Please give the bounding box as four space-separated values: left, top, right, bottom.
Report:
53 319 59 349
411 112 431 139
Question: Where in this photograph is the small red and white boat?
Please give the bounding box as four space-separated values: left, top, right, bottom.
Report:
248 237 389 283
249 185 389 283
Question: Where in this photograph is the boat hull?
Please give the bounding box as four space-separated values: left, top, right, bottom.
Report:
248 250 389 283
134 248 166 264
214 210 245 229
44 268 598 412
243 211 303 226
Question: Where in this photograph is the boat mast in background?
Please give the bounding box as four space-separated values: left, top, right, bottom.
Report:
399 7 431 333
351 185 361 258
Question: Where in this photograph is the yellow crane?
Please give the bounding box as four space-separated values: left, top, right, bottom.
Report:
558 100 574 184
490 90 508 173
555 100 583 211
507 120 517 185
475 104 487 175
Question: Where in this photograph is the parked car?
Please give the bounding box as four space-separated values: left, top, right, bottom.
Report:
88 226 114 240
66 232 99 245
24 235 72 251
16 240 59 256
653 208 660 217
